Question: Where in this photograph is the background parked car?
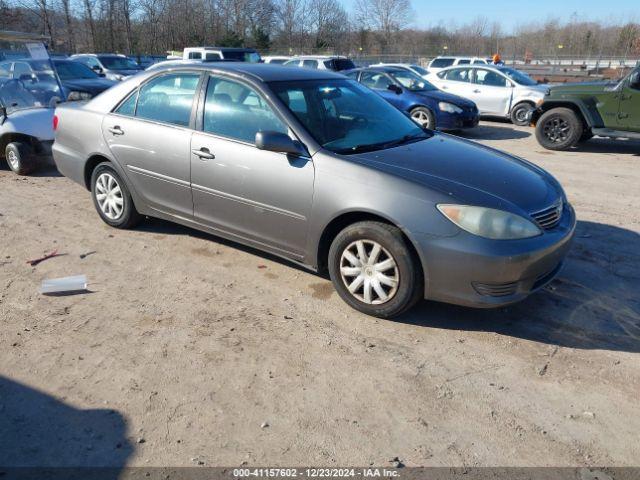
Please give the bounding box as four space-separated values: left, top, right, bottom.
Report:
530 66 640 150
427 56 492 73
70 54 142 81
371 63 430 78
182 47 261 63
284 55 356 71
347 66 479 130
0 59 116 101
0 77 55 175
428 65 549 126
263 55 291 64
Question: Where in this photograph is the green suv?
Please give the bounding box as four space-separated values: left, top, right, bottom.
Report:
530 67 640 150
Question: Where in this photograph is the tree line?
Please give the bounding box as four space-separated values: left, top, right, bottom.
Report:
1 0 639 60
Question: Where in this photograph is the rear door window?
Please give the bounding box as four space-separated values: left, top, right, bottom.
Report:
430 58 455 68
135 73 200 126
441 68 472 82
302 60 319 69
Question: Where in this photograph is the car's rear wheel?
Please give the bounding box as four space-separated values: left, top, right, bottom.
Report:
535 107 583 151
410 107 436 130
5 142 37 175
90 162 142 229
510 102 533 126
328 221 423 318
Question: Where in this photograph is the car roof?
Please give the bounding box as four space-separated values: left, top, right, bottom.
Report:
148 62 345 82
289 55 346 60
436 64 505 72
350 66 404 74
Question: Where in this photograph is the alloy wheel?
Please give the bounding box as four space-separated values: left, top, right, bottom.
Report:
514 107 530 124
7 150 19 171
95 172 124 220
542 117 570 143
411 110 432 129
339 239 400 305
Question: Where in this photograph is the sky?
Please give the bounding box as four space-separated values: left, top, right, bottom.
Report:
343 0 639 33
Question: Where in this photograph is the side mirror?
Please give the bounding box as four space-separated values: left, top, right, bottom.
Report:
255 131 303 156
19 73 36 83
387 84 402 94
91 65 103 73
629 71 640 89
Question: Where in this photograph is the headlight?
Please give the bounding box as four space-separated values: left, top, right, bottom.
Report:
67 91 92 101
438 102 463 114
437 204 542 240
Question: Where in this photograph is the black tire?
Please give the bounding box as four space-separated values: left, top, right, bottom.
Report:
535 107 583 151
5 142 37 175
328 221 423 318
410 106 436 130
510 102 533 126
90 162 143 229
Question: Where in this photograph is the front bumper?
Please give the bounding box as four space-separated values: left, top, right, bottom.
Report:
416 203 577 308
437 110 480 131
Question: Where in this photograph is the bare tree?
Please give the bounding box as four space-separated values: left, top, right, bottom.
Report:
354 0 412 50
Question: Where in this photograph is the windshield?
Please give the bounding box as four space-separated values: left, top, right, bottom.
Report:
0 78 52 113
388 70 437 91
54 61 99 80
269 79 429 154
500 67 537 86
223 51 262 63
431 58 455 68
98 56 141 70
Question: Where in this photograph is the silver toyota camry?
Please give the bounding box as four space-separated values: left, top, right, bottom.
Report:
52 63 576 318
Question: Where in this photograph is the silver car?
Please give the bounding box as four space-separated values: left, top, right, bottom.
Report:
52 64 576 318
427 65 549 126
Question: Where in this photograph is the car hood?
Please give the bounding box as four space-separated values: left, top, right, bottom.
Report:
548 81 618 96
63 78 117 94
415 89 476 108
350 133 561 213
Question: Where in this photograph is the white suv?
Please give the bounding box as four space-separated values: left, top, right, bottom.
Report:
283 56 356 72
427 65 549 126
428 56 492 73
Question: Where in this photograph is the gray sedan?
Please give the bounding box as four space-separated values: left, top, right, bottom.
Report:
52 63 576 318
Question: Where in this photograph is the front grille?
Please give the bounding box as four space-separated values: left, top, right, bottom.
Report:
531 201 563 230
473 281 518 297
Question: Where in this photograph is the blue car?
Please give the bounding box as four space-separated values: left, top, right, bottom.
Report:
345 66 479 131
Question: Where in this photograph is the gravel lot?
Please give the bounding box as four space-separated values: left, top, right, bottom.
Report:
1 121 639 468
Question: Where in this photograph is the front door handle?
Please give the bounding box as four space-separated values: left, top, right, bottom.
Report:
108 126 124 135
192 148 215 160
473 89 481 93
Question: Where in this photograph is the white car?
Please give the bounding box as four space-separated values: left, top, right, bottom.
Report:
263 55 291 64
283 55 356 72
427 56 492 74
371 63 429 78
427 65 549 126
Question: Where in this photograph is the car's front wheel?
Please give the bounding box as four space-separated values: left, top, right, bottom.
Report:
510 102 533 126
328 221 423 318
90 162 143 229
5 142 37 175
410 107 436 130
535 107 583 151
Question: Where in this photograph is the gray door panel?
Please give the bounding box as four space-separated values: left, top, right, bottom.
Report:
102 115 194 217
190 133 314 256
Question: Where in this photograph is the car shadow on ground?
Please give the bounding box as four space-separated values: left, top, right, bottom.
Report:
0 376 132 474
0 162 62 177
571 138 640 156
398 220 640 353
455 122 531 141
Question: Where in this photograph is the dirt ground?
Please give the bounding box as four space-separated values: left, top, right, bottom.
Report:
1 121 639 468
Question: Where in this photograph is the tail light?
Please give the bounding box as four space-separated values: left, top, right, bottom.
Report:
53 114 59 131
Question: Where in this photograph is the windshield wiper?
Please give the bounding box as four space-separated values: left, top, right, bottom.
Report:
334 133 429 155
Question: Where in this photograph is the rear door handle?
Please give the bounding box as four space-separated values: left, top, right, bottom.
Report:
192 148 215 160
108 126 124 135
